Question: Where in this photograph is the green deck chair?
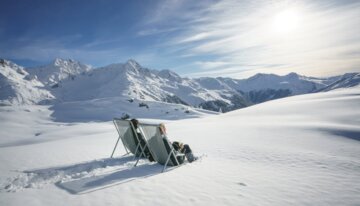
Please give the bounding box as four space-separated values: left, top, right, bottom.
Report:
111 119 147 163
138 123 185 172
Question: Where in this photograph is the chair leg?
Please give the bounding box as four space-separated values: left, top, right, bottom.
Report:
139 144 147 158
133 143 148 167
133 144 141 160
134 156 141 167
173 151 180 165
121 151 131 157
110 136 121 158
163 152 173 172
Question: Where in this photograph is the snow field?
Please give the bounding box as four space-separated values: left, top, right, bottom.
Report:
0 87 359 205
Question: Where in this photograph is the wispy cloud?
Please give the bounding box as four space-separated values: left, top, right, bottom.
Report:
137 27 179 36
195 61 232 70
147 0 360 77
3 0 359 77
177 32 212 44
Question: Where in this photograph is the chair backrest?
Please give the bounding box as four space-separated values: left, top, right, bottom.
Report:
113 118 139 155
138 123 178 166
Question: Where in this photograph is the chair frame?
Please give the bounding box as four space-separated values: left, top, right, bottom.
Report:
162 142 185 172
111 118 148 167
138 123 185 172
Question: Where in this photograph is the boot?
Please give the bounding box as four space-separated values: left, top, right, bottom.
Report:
185 152 197 163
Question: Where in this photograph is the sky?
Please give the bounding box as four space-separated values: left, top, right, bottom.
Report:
1 0 360 78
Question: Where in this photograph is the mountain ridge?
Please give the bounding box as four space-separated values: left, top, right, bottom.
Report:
1 58 359 112
0 59 54 105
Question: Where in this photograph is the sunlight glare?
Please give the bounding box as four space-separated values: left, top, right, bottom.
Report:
272 9 301 34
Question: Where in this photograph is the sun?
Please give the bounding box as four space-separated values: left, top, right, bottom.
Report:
272 9 301 34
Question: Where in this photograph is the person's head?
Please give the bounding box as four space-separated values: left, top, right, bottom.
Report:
159 123 167 135
130 119 139 129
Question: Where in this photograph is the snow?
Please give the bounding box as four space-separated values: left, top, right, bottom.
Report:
232 72 321 94
0 60 54 105
0 86 359 205
319 73 360 92
5 58 355 111
26 58 92 86
22 58 238 105
49 97 217 122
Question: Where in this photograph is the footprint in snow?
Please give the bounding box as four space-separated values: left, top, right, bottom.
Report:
237 182 247 186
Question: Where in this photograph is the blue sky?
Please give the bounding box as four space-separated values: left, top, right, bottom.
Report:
1 0 359 78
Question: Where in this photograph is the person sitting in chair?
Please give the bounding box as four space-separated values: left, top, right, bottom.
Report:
159 123 197 163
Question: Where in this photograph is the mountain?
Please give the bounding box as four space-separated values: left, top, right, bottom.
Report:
316 73 360 92
1 58 359 113
37 59 246 109
195 72 345 110
0 59 54 105
227 72 324 94
216 72 338 104
26 58 92 86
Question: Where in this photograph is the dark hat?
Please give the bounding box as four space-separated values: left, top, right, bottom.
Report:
130 118 139 128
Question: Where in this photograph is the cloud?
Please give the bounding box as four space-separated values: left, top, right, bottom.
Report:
137 27 179 36
149 0 360 77
3 0 359 78
195 61 232 70
177 32 211 43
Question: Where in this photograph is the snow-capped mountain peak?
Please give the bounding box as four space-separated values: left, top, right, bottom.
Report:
126 59 141 69
318 73 360 92
0 59 54 105
237 72 319 94
1 58 359 112
123 59 142 75
158 69 182 82
0 59 28 75
285 72 300 78
26 58 92 85
53 58 83 67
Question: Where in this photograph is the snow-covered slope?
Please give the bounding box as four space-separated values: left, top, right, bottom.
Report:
44 59 244 107
317 73 360 92
0 86 359 206
0 59 54 105
2 58 359 113
41 59 358 112
49 96 218 123
223 72 327 94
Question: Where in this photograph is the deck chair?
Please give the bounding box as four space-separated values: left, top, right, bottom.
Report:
111 119 147 164
138 123 185 172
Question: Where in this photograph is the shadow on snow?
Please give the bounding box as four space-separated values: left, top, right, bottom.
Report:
56 163 162 194
324 129 360 141
21 156 163 194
